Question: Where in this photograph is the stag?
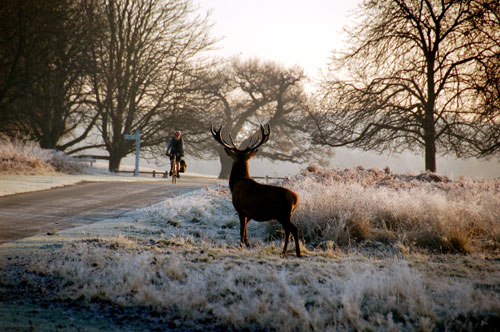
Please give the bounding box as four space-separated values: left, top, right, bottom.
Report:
211 124 301 257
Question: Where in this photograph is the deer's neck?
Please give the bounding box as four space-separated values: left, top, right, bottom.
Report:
229 160 250 192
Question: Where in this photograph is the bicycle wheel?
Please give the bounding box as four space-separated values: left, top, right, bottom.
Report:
171 155 177 184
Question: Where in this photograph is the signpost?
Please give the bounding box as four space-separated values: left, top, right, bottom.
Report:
124 129 140 177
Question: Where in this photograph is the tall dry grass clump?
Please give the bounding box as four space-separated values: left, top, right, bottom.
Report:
284 165 500 253
25 238 500 331
0 135 87 175
47 150 89 174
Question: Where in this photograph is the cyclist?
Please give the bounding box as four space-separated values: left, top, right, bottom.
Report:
165 130 184 178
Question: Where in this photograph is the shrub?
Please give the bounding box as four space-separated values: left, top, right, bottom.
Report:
282 165 500 253
0 135 87 175
46 150 87 174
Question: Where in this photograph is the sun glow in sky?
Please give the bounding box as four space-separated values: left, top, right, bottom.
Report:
127 0 500 178
184 0 499 178
196 0 361 80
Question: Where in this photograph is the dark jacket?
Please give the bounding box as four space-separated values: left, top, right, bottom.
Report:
166 137 184 155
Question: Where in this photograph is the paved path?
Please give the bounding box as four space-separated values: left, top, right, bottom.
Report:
0 179 218 244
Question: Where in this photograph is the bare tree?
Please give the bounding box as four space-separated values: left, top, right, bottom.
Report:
467 0 500 156
0 0 96 149
83 0 215 171
313 0 497 172
0 0 24 134
187 57 327 179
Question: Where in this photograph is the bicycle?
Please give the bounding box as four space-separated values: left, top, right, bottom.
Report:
170 154 179 184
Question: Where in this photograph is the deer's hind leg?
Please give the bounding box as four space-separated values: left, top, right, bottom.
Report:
280 219 301 257
291 222 301 257
238 214 250 247
282 224 291 255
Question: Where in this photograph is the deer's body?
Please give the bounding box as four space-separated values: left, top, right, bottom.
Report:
229 161 298 222
231 179 298 222
212 124 301 257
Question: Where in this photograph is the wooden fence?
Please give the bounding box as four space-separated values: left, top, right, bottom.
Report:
114 170 284 183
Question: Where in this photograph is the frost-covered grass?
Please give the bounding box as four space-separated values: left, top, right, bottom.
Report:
25 237 500 331
0 135 87 175
287 165 500 254
7 166 500 331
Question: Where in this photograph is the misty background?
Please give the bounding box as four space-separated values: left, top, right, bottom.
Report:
123 147 500 179
1 0 498 178
133 0 499 179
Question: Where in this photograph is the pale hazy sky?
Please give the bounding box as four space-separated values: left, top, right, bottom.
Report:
186 1 498 178
131 0 500 178
196 0 361 80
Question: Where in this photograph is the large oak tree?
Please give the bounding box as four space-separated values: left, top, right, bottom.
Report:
0 0 96 149
467 0 500 157
313 0 499 172
185 57 327 179
84 0 214 171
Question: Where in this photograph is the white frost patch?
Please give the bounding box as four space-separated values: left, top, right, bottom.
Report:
31 242 499 331
56 185 269 246
0 173 164 196
8 167 500 331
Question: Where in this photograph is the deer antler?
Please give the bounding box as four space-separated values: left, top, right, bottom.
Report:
211 124 237 150
211 124 271 152
243 124 271 152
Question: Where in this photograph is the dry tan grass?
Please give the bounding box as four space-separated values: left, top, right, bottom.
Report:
2 167 499 331
0 135 56 175
0 135 86 175
19 236 500 331
284 165 500 254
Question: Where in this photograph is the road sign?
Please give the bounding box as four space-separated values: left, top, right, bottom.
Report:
124 130 140 176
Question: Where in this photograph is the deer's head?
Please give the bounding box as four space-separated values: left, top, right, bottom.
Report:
211 124 271 161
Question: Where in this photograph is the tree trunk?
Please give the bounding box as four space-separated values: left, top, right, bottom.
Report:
424 138 436 173
38 125 62 150
39 137 57 150
217 150 232 179
108 153 123 172
423 107 437 172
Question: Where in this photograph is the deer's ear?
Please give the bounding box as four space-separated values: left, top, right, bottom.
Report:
224 147 235 157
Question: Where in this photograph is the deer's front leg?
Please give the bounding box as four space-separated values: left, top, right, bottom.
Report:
239 214 250 247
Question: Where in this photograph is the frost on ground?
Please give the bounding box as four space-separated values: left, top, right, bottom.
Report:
2 166 500 331
289 164 500 254
0 135 88 175
22 239 500 331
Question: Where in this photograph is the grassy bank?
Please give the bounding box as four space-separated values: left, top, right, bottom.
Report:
287 165 500 254
1 165 498 331
0 135 86 175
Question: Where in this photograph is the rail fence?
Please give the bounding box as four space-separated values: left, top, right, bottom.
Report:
114 170 285 183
